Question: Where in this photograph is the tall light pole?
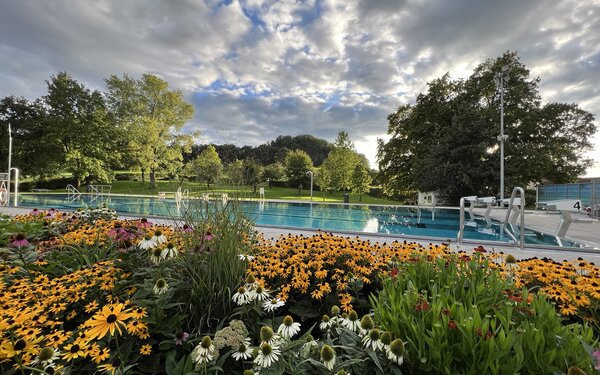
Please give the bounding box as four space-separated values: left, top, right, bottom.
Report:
494 66 509 204
306 170 313 202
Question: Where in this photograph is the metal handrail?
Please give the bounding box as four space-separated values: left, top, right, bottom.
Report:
502 187 525 251
66 184 81 202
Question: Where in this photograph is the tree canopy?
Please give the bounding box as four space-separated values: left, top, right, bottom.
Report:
185 145 222 188
377 51 596 204
284 150 313 188
105 74 195 188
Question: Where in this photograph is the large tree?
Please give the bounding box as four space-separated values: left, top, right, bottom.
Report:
0 96 55 178
105 74 195 188
378 51 596 204
351 163 372 201
44 72 118 187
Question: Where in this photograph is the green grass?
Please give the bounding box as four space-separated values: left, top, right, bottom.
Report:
37 179 401 205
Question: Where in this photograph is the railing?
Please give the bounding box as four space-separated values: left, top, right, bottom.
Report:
88 185 111 203
66 184 81 202
457 191 524 249
502 187 525 251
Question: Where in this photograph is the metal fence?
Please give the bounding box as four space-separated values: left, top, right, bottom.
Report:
537 180 600 218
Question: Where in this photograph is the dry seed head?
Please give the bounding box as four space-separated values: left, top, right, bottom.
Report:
505 254 517 264
246 274 256 284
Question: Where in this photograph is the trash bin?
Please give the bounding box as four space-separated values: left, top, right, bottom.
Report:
343 193 350 203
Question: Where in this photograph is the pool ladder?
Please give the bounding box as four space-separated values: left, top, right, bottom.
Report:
66 184 81 202
457 187 525 250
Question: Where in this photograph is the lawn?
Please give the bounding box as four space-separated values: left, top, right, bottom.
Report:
44 180 401 206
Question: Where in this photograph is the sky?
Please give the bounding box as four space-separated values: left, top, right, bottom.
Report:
0 0 599 176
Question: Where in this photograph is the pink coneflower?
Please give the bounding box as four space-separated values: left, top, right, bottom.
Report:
175 331 189 346
9 233 30 248
137 218 152 228
180 224 193 232
203 230 215 241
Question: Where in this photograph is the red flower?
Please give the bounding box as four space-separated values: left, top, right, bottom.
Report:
389 268 399 279
448 320 457 329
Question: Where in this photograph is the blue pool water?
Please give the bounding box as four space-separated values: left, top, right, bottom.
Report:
13 193 586 248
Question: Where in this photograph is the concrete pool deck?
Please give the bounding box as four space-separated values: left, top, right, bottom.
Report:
2 205 599 262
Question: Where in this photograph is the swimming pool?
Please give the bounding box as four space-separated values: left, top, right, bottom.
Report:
14 193 589 249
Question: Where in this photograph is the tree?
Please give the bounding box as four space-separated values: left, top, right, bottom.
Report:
263 163 285 186
223 160 244 186
105 74 195 188
44 72 119 187
377 51 596 204
0 96 57 178
241 159 263 192
320 132 365 192
334 131 354 150
185 145 222 188
351 163 372 201
284 150 313 188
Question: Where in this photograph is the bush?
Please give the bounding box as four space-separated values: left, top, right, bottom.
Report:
372 253 597 374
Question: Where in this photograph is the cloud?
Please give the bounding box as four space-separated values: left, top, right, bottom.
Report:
0 0 598 173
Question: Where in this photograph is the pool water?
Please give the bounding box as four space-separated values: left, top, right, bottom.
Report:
14 193 587 248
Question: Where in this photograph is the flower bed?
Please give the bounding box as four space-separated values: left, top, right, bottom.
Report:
0 207 599 374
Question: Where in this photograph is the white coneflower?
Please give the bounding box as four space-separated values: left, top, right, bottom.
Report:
254 342 281 368
277 315 301 340
31 347 60 367
300 334 319 358
150 247 165 264
153 278 169 295
138 236 156 250
161 242 178 259
152 230 167 245
249 285 270 302
263 298 284 312
259 326 278 345
232 338 253 361
359 315 375 337
320 314 333 331
380 331 392 351
342 310 360 332
362 328 383 351
191 336 215 364
386 339 405 366
238 254 255 261
244 274 259 290
320 345 336 370
232 286 251 305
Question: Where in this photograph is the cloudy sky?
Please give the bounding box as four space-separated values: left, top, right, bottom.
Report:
0 0 599 176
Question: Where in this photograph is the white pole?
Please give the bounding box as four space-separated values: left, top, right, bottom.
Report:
307 171 313 202
7 124 11 202
500 78 505 203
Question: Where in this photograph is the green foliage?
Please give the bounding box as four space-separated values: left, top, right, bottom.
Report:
351 164 372 201
185 145 223 188
262 163 285 183
105 74 195 188
377 51 596 203
372 253 596 374
284 150 313 188
173 199 254 332
241 159 264 191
